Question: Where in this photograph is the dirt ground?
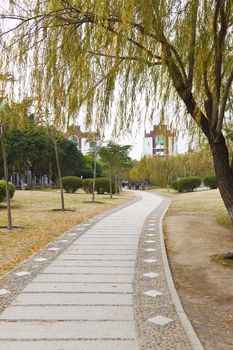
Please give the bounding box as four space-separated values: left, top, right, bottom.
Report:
165 210 233 350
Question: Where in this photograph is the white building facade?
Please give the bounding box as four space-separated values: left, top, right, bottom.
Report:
142 125 178 157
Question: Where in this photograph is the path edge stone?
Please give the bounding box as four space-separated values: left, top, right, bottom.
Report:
158 196 205 350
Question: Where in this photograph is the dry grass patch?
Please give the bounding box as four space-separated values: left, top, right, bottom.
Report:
152 188 231 227
0 189 133 279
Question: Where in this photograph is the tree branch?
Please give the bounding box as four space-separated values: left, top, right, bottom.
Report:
187 0 198 91
87 51 161 67
217 66 233 133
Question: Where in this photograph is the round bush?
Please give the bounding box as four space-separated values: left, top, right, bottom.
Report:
82 178 92 193
172 176 201 193
203 175 218 189
61 176 82 193
0 180 16 201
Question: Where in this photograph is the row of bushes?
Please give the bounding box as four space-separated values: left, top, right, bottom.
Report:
61 176 116 194
172 175 217 193
83 178 116 194
0 180 16 202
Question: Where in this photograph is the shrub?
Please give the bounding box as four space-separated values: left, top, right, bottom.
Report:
95 178 116 194
0 180 16 202
172 176 201 193
61 176 82 193
82 178 92 193
203 175 218 189
85 178 116 194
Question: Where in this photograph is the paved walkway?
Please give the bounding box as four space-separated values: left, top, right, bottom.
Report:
0 191 202 350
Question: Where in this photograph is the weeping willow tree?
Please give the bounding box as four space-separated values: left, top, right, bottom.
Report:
1 0 233 220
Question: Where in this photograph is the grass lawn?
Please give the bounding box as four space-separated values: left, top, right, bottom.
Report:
0 189 133 279
153 188 232 228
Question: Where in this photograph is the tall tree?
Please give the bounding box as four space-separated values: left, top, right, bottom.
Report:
1 1 233 220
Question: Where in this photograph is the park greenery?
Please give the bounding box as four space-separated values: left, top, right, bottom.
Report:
0 1 232 220
129 144 214 189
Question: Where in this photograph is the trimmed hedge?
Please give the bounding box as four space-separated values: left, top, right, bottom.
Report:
82 177 116 194
94 178 116 194
82 178 92 193
61 176 82 193
203 175 218 189
0 180 16 202
172 176 201 193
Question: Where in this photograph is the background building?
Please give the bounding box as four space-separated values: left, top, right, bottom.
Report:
142 124 177 157
65 125 99 155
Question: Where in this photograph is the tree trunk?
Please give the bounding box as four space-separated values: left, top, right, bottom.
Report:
31 171 36 190
0 129 12 230
53 138 65 211
167 175 170 193
118 177 122 193
92 152 97 202
210 134 233 223
21 174 25 190
109 177 112 199
40 176 44 189
115 174 118 195
48 160 52 188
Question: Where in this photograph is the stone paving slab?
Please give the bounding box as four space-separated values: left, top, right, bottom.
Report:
23 282 132 293
12 292 133 305
0 321 136 339
63 249 137 254
0 305 134 320
33 274 133 283
0 340 138 350
41 266 134 274
56 254 136 260
72 243 138 247
50 260 135 267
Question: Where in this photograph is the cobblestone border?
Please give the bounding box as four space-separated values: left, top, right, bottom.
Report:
133 194 204 350
0 194 140 313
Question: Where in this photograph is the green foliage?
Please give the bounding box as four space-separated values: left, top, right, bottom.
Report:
0 180 16 202
61 176 82 193
203 175 218 189
82 154 103 179
0 126 86 187
172 176 201 193
88 178 116 195
129 146 213 188
99 142 132 176
58 139 85 177
95 178 116 195
82 178 92 193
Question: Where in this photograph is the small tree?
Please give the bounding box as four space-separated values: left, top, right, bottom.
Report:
99 142 131 198
0 97 29 229
87 138 103 203
47 127 65 211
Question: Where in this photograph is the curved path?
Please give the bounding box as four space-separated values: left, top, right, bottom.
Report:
0 191 203 350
